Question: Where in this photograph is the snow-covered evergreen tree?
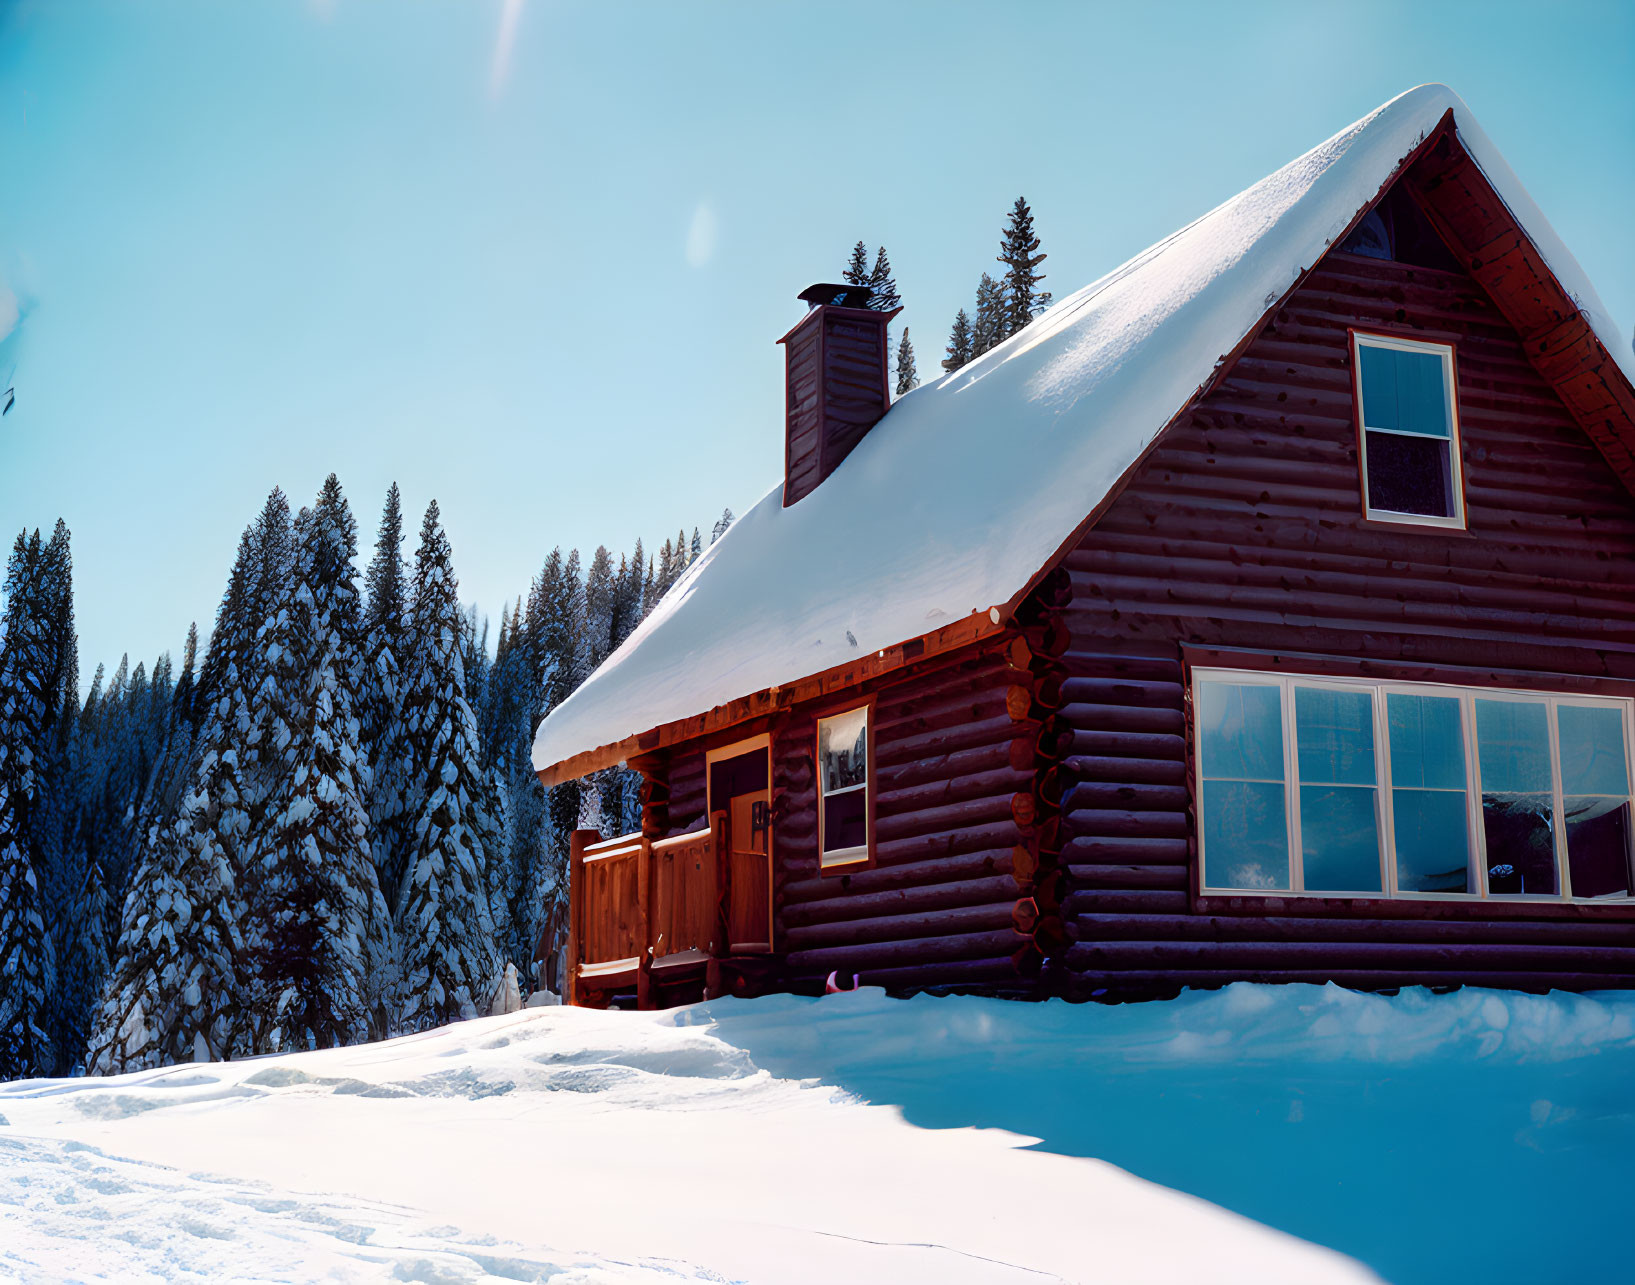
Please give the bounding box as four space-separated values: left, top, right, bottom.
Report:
943 308 974 372
998 195 1050 336
972 272 1007 357
710 509 734 544
362 482 415 905
896 328 918 394
583 546 616 670
690 527 702 564
0 529 57 1078
395 501 501 1030
85 747 247 1073
243 476 394 1051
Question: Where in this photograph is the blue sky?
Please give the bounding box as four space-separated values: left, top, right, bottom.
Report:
1 0 1631 683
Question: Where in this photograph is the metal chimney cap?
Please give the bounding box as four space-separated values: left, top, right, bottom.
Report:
798 282 873 311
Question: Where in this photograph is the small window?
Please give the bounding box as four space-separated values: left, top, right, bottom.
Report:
1353 333 1464 527
1194 669 1635 902
817 706 870 867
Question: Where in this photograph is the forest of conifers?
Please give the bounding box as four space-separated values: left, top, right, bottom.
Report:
0 475 727 1080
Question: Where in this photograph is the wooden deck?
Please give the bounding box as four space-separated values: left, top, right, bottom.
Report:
566 813 736 1007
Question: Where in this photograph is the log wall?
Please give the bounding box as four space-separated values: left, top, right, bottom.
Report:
1055 235 1635 995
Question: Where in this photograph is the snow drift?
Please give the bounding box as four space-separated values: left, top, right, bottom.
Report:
5 982 1634 1283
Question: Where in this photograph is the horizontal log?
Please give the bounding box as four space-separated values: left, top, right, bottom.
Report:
877 739 1017 794
1061 889 1191 917
1062 782 1190 812
1058 703 1186 736
1064 730 1188 761
1062 755 1188 786
1065 912 1635 949
1066 863 1190 891
781 873 1017 927
784 901 1017 952
875 763 1033 818
1063 938 1635 974
1062 808 1190 840
1060 967 1635 992
852 955 1027 992
785 928 1023 971
1057 649 1182 682
873 820 1025 868
781 847 1013 901
1061 835 1191 865
1057 677 1185 709
877 715 1020 768
876 794 1018 845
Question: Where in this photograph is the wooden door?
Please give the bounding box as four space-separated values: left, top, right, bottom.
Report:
710 748 772 953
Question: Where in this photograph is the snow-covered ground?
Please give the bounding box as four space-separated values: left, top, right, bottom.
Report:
2 984 1630 1284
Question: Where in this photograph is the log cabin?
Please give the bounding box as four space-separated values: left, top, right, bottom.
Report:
532 85 1635 1008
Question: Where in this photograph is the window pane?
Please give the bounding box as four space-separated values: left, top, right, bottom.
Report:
1392 789 1473 893
1295 687 1376 785
1198 681 1283 781
1359 345 1449 437
1202 779 1289 890
1359 344 1402 432
822 790 867 857
1365 430 1454 517
1564 797 1631 898
1393 348 1450 437
818 707 868 793
1481 793 1558 896
1387 693 1466 790
1474 700 1553 793
1300 784 1382 891
1557 705 1630 797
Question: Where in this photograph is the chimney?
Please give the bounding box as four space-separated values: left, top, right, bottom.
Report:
777 283 902 506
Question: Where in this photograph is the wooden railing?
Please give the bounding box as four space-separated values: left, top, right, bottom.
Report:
566 812 727 1007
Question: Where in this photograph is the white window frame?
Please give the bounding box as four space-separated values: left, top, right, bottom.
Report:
817 705 871 869
1193 668 1635 903
1352 331 1466 530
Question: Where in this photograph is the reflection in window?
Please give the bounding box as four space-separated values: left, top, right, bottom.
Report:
1387 693 1473 893
817 706 869 866
1558 704 1632 898
1295 687 1381 892
1198 682 1289 891
1474 699 1557 896
1194 671 1634 902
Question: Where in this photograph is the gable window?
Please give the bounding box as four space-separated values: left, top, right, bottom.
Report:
817 705 870 868
1195 669 1634 902
1352 333 1464 527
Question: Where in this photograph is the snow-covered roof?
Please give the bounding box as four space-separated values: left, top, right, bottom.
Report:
534 84 1635 780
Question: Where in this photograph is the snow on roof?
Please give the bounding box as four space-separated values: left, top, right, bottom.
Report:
534 84 1635 778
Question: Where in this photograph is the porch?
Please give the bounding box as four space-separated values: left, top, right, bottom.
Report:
565 806 776 1008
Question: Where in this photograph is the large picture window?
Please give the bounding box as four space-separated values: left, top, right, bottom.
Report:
817 705 870 868
1195 669 1634 902
1352 332 1464 527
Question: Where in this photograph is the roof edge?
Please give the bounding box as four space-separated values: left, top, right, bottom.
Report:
533 607 1006 786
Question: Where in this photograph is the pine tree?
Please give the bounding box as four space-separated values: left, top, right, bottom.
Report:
843 240 870 288
972 272 1007 357
895 328 919 394
711 509 734 544
0 529 56 1078
690 527 702 563
998 196 1050 336
362 483 414 904
395 501 501 1031
868 247 901 313
86 755 246 1073
943 309 975 372
583 546 616 670
244 477 394 1051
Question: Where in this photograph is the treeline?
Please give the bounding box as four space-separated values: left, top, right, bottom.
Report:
0 481 730 1080
841 195 1051 399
